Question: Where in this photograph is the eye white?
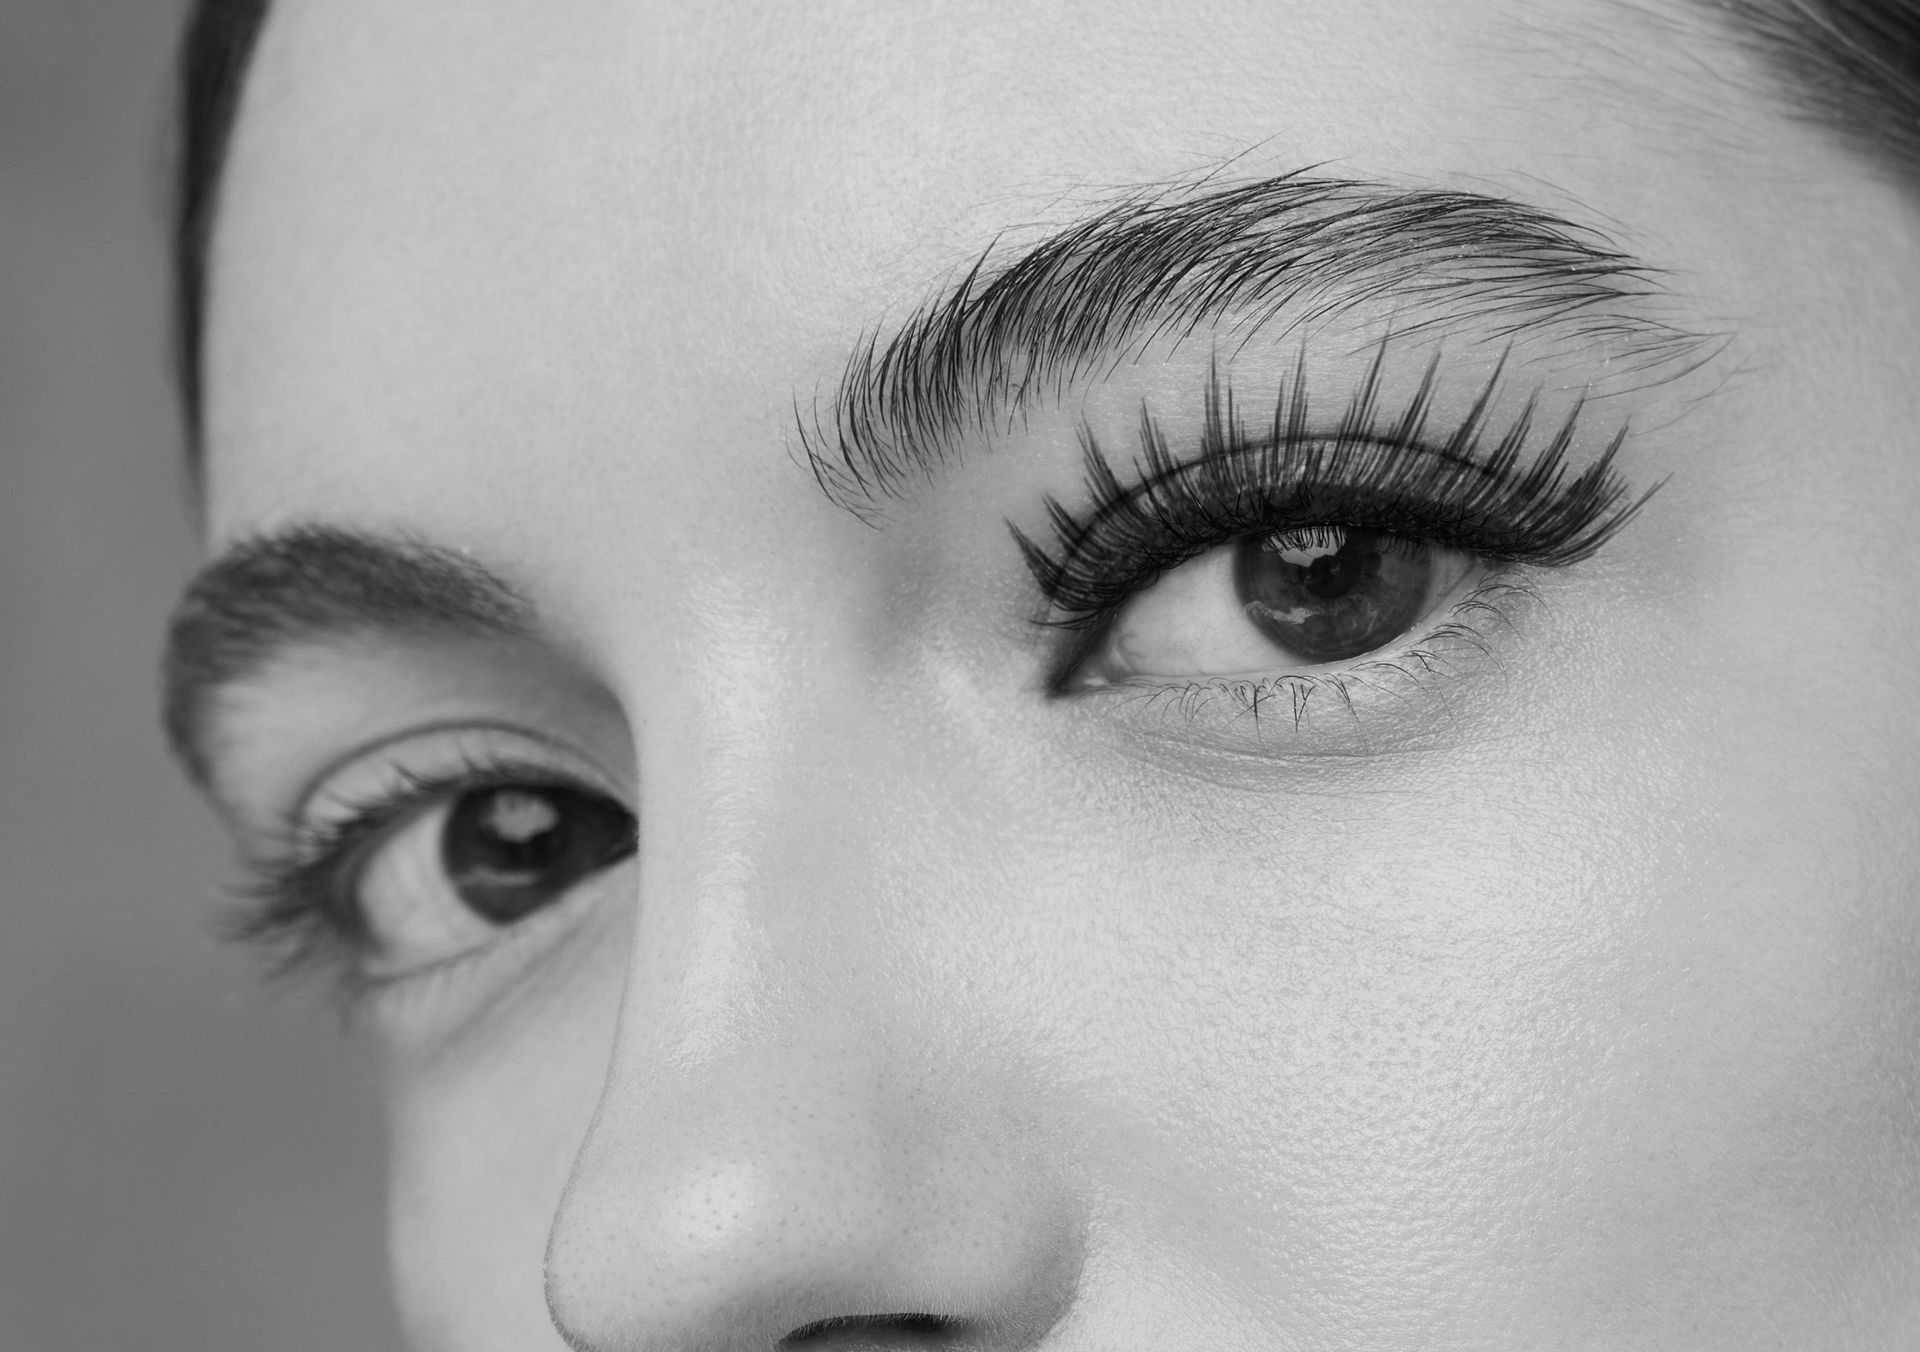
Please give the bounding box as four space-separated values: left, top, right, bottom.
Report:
1077 532 1479 686
1095 546 1284 681
353 800 501 977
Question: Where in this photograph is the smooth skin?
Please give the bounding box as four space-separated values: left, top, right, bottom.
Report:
197 0 1920 1347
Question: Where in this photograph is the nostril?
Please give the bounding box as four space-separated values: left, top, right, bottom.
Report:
781 1312 960 1346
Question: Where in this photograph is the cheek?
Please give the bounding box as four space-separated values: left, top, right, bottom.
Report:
1043 793 1618 1319
382 898 631 1349
1021 595 1918 1340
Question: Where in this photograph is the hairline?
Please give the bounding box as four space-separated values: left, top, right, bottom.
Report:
168 0 1919 470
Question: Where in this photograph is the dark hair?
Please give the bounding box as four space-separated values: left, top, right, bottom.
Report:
168 0 1919 456
173 0 271 453
1718 0 1920 177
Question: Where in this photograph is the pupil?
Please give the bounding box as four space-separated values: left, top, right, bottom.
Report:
440 785 635 925
1234 527 1432 663
1302 539 1376 600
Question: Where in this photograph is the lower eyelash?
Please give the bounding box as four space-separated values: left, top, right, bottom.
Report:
1076 573 1539 732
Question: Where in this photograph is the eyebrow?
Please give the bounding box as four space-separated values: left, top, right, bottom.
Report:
167 174 1714 787
800 172 1713 514
162 526 534 787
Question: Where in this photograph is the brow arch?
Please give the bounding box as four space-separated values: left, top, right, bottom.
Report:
798 173 1713 517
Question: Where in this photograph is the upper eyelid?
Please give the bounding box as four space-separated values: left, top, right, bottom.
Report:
284 723 627 843
1014 356 1653 624
162 526 546 799
1048 436 1492 558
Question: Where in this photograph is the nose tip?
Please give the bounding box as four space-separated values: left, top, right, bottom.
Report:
541 1054 1083 1352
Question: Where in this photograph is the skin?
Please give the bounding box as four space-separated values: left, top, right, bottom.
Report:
195 0 1920 1347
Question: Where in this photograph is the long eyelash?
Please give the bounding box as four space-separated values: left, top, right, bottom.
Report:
1011 343 1660 636
226 760 566 997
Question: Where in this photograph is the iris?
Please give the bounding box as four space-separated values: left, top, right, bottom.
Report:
441 786 635 925
1234 527 1433 663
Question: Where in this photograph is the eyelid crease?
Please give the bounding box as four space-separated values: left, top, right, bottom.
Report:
283 719 610 834
163 526 538 794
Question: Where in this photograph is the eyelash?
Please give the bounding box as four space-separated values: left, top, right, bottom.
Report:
1012 347 1660 690
231 757 602 1003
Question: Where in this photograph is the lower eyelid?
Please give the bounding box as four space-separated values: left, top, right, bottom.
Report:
346 872 620 1035
1067 532 1486 693
1066 570 1537 736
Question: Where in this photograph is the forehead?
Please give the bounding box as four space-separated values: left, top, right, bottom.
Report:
201 0 1814 535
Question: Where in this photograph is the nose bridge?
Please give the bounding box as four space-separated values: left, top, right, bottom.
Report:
542 671 1081 1349
624 640 930 1055
622 682 929 1096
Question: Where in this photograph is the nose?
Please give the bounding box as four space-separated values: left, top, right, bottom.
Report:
541 723 1084 1350
544 1035 1083 1351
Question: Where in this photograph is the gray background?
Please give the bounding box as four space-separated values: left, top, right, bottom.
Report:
2 3 407 1347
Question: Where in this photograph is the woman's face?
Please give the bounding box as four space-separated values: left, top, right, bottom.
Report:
180 0 1920 1347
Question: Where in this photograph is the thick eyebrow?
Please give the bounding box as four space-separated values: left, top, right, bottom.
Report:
801 172 1713 514
162 526 534 788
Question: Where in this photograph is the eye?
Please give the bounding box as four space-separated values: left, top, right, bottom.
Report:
1068 525 1478 688
351 782 636 979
